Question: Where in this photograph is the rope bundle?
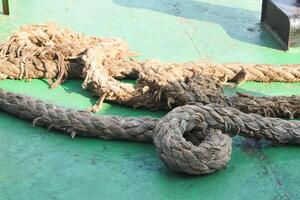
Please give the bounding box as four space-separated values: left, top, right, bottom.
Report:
0 24 300 175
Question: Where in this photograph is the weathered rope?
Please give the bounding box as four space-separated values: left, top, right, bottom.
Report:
0 24 299 117
81 46 300 118
0 23 131 87
1 89 299 175
1 24 300 175
154 103 300 174
1 23 300 84
2 24 300 84
0 89 156 142
108 59 300 83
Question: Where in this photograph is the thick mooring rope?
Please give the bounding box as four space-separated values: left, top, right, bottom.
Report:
107 59 300 83
0 24 300 82
80 45 300 118
1 24 299 84
0 89 299 174
0 24 300 175
1 24 299 117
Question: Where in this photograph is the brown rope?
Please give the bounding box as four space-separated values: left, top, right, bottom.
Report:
2 23 300 84
116 60 300 83
81 46 300 118
0 23 130 87
0 89 299 175
1 23 299 85
0 24 299 118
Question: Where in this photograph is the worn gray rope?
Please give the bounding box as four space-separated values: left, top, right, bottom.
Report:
1 89 299 175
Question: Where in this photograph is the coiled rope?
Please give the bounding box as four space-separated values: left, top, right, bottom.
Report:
0 89 299 175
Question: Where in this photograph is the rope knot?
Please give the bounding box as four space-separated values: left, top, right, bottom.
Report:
154 104 232 175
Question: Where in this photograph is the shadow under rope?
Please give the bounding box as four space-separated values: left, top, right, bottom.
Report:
223 84 270 97
113 0 280 49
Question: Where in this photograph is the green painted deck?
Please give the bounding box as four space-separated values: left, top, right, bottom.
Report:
0 0 300 199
